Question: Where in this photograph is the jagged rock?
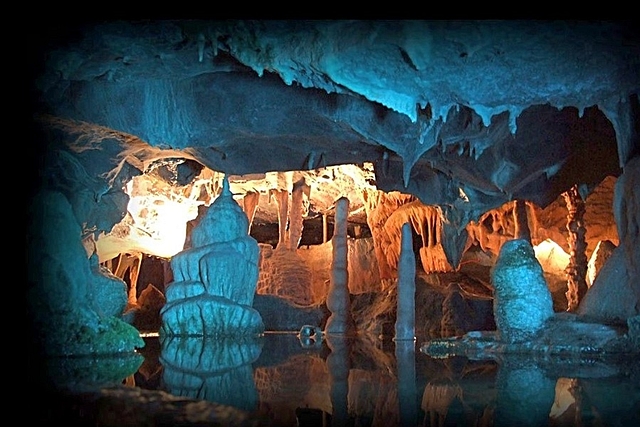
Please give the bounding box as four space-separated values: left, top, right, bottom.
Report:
491 239 554 343
579 156 640 324
578 240 639 325
88 254 128 318
586 239 617 287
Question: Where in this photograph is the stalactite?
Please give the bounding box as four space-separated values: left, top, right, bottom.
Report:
242 191 260 233
322 212 328 243
527 200 539 243
513 199 531 242
114 252 143 306
289 178 309 250
270 189 289 250
563 184 588 312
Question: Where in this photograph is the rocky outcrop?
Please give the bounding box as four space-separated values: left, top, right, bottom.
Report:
27 190 143 357
578 156 640 324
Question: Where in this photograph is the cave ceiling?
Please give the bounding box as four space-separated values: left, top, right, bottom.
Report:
30 19 640 235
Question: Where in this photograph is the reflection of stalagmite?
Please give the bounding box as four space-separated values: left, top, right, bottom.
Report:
326 335 351 427
395 338 417 427
563 184 588 312
495 357 556 427
325 197 356 336
160 336 263 412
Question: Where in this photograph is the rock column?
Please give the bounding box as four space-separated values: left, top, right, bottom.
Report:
325 197 356 335
395 222 417 425
513 199 531 242
562 184 588 312
395 222 416 341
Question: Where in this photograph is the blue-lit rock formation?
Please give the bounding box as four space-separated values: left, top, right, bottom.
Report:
491 239 554 343
160 177 264 337
27 190 144 357
160 336 263 412
578 155 640 324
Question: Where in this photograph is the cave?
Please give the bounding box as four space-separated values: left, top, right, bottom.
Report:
28 20 639 426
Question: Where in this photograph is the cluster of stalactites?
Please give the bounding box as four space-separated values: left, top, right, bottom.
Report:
364 190 452 278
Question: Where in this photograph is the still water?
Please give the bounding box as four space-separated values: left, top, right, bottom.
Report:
109 332 640 427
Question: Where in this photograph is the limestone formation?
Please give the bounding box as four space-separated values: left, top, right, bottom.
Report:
27 190 143 357
563 184 588 312
160 177 264 337
395 222 416 341
586 239 616 287
578 156 640 324
491 238 554 343
325 197 356 335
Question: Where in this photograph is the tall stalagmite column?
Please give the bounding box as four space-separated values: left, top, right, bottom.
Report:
395 222 416 341
563 184 588 312
325 197 356 335
513 199 531 242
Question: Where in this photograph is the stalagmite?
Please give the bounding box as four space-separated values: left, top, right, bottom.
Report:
563 184 588 312
395 225 417 427
160 175 264 337
395 222 416 341
491 239 554 343
325 197 356 336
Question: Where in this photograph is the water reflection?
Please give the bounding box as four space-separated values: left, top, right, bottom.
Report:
124 334 640 426
160 335 263 411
